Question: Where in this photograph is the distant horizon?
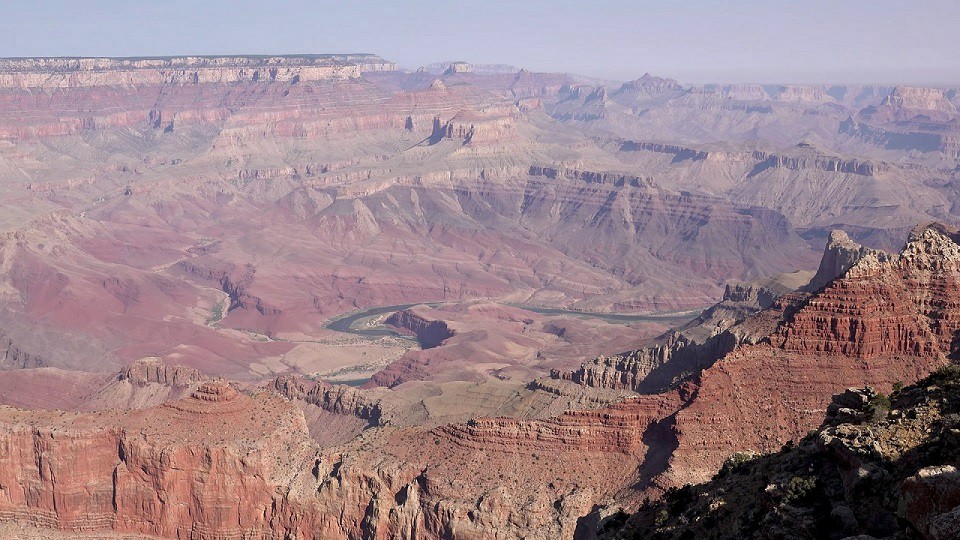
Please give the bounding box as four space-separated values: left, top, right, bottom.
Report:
0 52 956 88
2 0 957 86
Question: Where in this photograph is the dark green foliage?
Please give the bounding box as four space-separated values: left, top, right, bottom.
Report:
716 451 756 478
206 301 225 325
866 392 891 421
921 363 960 388
666 484 694 516
782 475 817 506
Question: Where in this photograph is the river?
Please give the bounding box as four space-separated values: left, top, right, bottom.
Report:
324 302 703 338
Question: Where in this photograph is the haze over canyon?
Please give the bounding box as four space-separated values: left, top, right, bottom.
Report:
0 52 959 539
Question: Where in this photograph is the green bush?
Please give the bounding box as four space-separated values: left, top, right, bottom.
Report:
717 451 757 478
782 476 817 506
206 301 225 325
923 364 960 387
666 484 695 516
867 392 891 421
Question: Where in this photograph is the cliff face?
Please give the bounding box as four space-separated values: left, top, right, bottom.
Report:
270 375 386 426
608 367 960 540
385 308 455 349
0 224 958 539
0 382 322 538
803 229 890 292
553 224 958 492
661 224 958 485
0 378 645 539
0 55 396 88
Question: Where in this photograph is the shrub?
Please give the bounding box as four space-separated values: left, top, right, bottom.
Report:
667 484 695 516
655 508 669 527
924 364 960 387
867 392 891 421
717 451 757 478
782 476 817 506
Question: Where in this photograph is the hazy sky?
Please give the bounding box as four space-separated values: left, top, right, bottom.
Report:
1 0 957 84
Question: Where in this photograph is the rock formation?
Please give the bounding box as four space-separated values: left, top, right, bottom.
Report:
0 218 957 538
0 52 958 539
0 55 396 89
606 366 960 539
803 228 892 291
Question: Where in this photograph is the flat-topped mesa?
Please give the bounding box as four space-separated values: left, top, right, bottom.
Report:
618 141 710 161
702 83 771 101
0 385 317 538
772 84 836 103
0 54 397 88
428 106 519 145
437 387 691 454
617 140 885 175
118 357 206 387
528 165 655 188
163 381 248 414
385 309 454 349
270 375 385 425
751 149 883 176
881 86 957 113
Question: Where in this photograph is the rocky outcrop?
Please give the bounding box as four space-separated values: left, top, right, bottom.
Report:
616 73 683 94
0 329 46 370
803 229 890 292
555 224 956 495
552 271 809 395
605 366 960 539
0 383 323 538
443 62 472 75
881 86 958 114
781 225 960 358
117 358 205 387
385 309 454 349
721 280 781 308
552 332 731 394
270 375 386 426
527 165 655 187
0 378 647 540
439 386 692 454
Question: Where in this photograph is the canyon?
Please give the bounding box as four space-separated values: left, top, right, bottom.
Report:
0 54 959 538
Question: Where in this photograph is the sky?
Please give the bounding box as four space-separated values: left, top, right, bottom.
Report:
1 0 957 85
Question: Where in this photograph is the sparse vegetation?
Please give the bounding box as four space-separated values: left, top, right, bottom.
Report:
716 451 757 477
782 475 817 506
611 373 960 539
665 484 694 516
921 363 960 387
866 391 891 421
206 301 226 325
